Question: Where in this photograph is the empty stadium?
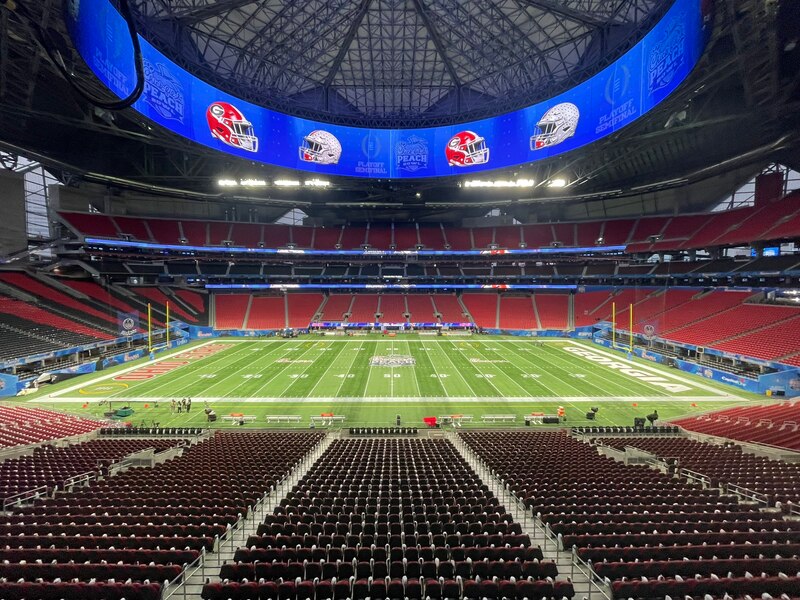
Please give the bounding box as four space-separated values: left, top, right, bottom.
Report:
0 0 799 599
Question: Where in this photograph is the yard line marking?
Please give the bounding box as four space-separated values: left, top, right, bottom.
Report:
199 342 294 397
327 340 365 398
131 342 275 399
425 340 481 397
401 339 422 397
520 342 667 396
464 342 532 397
489 343 562 397
253 341 327 398
417 341 449 398
281 341 347 398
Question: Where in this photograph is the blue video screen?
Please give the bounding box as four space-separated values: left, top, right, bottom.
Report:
65 0 706 179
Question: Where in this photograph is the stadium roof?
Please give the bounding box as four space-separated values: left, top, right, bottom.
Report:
130 0 669 127
0 0 798 223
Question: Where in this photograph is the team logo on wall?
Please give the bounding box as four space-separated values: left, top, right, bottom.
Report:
396 135 429 173
206 102 258 152
647 20 686 94
143 60 185 123
118 312 140 337
445 131 489 167
530 103 580 150
299 130 342 165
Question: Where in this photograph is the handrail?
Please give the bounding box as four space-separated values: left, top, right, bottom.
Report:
162 547 206 600
680 467 711 486
3 485 48 511
727 482 769 505
571 546 614 600
62 471 95 491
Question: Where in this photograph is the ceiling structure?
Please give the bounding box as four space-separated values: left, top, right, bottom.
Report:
0 0 797 224
130 0 667 126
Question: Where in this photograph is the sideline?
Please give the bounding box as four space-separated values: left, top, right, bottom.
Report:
39 395 727 404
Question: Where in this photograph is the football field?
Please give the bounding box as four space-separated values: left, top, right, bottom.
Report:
26 336 754 428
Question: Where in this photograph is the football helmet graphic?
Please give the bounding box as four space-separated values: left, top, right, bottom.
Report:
445 131 489 167
206 102 258 152
299 130 342 165
531 102 580 150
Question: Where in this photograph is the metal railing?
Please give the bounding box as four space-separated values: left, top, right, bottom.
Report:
727 482 770 506
570 547 614 600
62 471 95 492
450 432 613 600
162 434 328 599
2 485 47 511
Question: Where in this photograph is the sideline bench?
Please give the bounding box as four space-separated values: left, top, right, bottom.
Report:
310 415 346 426
222 415 257 424
481 414 517 423
266 415 302 424
438 415 474 427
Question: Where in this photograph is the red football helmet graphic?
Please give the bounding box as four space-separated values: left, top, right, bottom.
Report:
445 130 489 167
206 102 258 152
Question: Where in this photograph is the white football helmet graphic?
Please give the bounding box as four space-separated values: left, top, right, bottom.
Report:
531 102 580 150
299 130 342 165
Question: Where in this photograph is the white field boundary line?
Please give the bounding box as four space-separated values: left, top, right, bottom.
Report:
564 342 743 399
214 338 573 343
40 396 739 404
44 341 225 399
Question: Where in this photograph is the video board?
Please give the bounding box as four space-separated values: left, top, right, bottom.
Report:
66 0 706 179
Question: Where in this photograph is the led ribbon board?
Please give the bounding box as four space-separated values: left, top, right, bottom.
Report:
66 0 706 179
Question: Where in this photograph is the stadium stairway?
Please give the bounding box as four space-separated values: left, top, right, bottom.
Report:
447 432 594 600
174 433 337 600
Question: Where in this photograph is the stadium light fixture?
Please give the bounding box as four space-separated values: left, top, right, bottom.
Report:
240 178 267 187
548 178 567 188
274 179 301 187
304 179 330 188
463 179 535 188
218 179 238 187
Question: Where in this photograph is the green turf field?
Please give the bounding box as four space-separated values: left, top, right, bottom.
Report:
20 336 755 428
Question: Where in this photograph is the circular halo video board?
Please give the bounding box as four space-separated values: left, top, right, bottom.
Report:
66 0 707 179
